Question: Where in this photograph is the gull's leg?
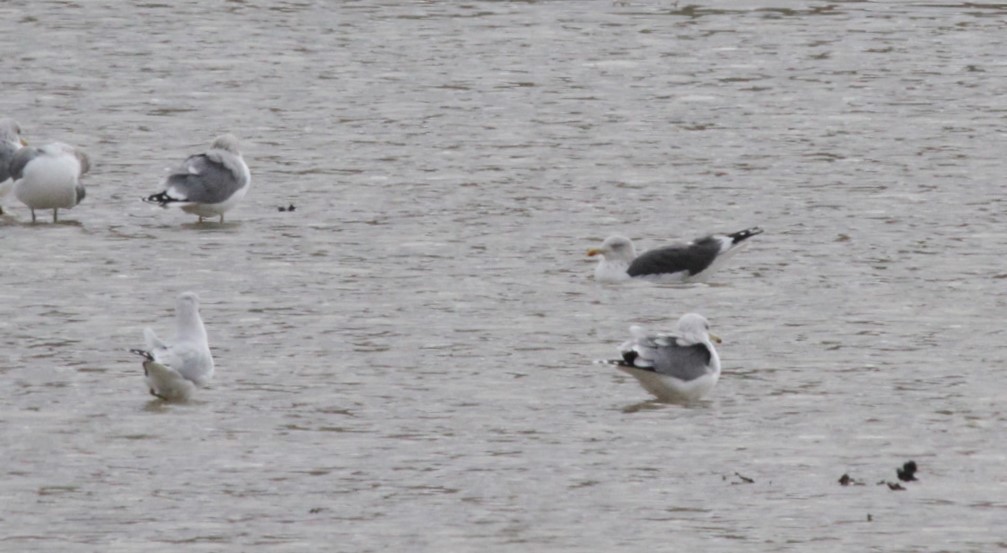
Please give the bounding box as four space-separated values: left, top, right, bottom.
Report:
219 214 224 223
53 209 58 223
30 208 36 223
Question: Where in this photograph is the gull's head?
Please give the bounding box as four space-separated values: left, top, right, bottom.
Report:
176 292 201 312
587 235 636 263
41 143 90 175
211 134 241 154
0 118 25 145
677 313 722 345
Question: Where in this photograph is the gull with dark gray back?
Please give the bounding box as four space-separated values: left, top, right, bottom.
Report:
588 227 763 283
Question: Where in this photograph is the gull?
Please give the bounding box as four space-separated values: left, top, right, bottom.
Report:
143 134 251 223
0 118 27 215
588 227 763 283
607 313 722 403
129 292 215 402
9 141 90 223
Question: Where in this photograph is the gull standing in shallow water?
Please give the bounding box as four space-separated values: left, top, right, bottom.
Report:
0 118 27 214
143 134 250 223
607 313 722 403
588 227 763 283
9 141 90 223
130 292 215 402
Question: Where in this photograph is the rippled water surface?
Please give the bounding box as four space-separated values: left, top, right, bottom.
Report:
2 1 1006 551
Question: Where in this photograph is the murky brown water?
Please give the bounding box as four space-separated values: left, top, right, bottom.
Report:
1 1 1005 551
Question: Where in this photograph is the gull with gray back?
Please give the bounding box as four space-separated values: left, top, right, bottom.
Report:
143 134 251 223
0 118 27 214
129 292 215 402
9 141 90 223
607 313 723 403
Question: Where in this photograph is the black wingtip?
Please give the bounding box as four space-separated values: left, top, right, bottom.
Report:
728 227 764 244
606 359 658 373
600 352 660 373
601 359 634 367
142 192 175 207
590 350 640 368
129 348 153 361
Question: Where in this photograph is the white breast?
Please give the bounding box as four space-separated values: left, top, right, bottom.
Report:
14 153 82 210
594 260 632 283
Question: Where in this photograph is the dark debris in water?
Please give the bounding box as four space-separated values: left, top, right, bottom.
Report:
838 473 865 486
841 460 919 491
727 472 754 485
278 204 296 212
897 460 918 482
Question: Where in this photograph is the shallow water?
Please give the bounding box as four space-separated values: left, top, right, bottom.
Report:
1 1 1005 551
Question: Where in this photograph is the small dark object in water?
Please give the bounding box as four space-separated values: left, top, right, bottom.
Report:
896 460 918 482
887 482 906 491
288 203 295 211
838 473 864 486
278 204 296 212
734 472 754 484
867 513 872 522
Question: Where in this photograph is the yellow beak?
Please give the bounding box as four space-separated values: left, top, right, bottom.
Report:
586 248 603 257
709 333 723 344
20 138 28 147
